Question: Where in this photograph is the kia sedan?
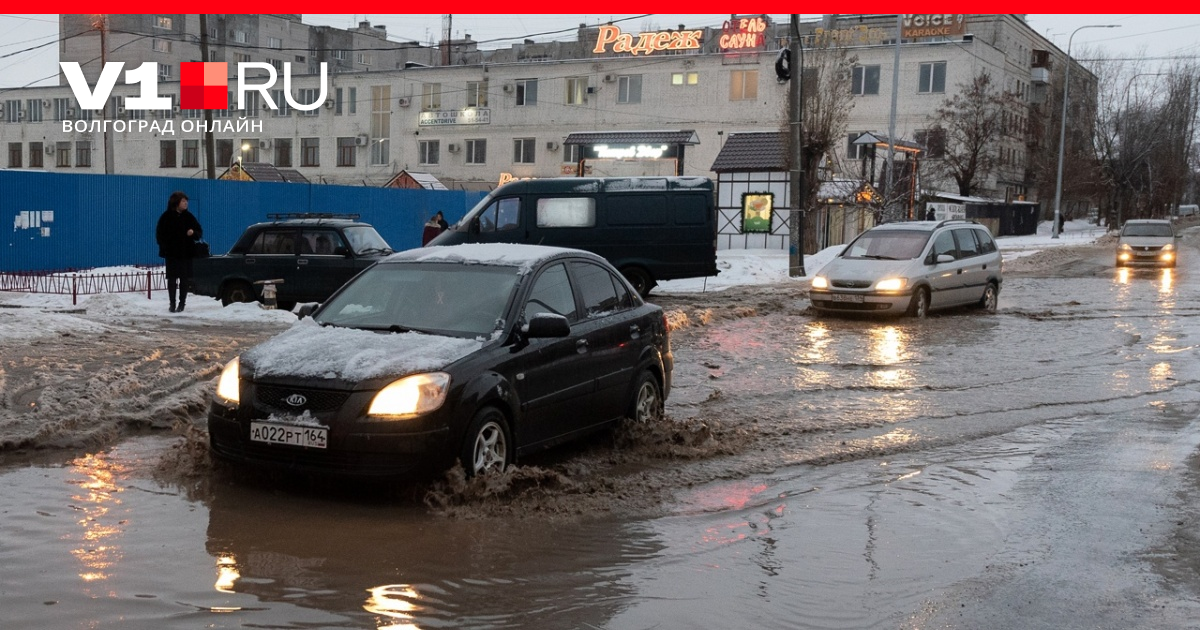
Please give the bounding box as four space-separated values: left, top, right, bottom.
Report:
208 244 672 478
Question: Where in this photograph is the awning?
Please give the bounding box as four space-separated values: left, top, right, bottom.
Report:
853 131 924 154
563 130 700 145
710 131 785 171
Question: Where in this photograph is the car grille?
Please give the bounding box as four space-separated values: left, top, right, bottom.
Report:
1133 245 1162 252
256 385 349 412
831 280 872 289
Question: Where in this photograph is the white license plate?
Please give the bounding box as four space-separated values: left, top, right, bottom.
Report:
830 293 865 303
250 422 327 449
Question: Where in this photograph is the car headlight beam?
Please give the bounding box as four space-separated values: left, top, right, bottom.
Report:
368 372 451 418
216 357 240 404
875 278 907 292
811 276 829 289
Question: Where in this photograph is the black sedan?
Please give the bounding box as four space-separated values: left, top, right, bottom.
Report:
208 244 673 478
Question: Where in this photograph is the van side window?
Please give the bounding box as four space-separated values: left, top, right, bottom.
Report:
953 228 981 257
931 231 957 260
571 261 622 317
536 198 596 228
673 194 708 225
524 263 578 322
479 197 521 233
608 195 667 226
974 229 997 253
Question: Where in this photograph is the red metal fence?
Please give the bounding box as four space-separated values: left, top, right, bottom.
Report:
0 268 166 305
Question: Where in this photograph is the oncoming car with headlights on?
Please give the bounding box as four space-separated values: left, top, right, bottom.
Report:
208 244 673 479
808 220 1003 318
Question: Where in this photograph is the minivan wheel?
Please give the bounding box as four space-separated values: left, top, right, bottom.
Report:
220 281 255 306
621 267 655 298
907 287 930 318
979 282 998 313
460 406 512 477
628 370 663 423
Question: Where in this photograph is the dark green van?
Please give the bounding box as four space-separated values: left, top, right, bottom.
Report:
427 177 719 296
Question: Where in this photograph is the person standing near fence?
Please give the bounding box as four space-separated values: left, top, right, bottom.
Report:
155 191 203 313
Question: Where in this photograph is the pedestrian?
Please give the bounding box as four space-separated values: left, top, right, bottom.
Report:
422 211 449 246
155 191 203 313
925 207 936 221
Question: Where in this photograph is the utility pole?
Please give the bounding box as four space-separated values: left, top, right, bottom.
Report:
886 14 901 219
94 15 114 174
787 14 806 277
199 14 216 179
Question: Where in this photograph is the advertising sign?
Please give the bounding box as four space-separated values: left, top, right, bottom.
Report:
742 193 774 233
418 108 492 126
901 15 968 39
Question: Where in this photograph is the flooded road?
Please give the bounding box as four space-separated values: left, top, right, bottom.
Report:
4 234 1200 628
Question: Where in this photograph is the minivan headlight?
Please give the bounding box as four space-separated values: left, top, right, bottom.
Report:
1163 243 1175 251
368 372 450 418
811 276 829 289
216 357 240 404
1118 243 1133 251
875 278 907 292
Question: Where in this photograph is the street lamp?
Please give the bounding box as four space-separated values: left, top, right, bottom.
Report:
1052 24 1120 238
233 142 251 167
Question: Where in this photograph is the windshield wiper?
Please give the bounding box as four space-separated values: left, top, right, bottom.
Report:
358 247 394 256
860 254 899 260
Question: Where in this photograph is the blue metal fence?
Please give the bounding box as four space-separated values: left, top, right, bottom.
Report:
1 171 488 272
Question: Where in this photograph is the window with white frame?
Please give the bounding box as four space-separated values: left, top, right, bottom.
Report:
270 89 291 116
4 99 20 122
672 72 699 86
617 75 642 104
25 99 42 123
155 16 173 30
466 139 487 165
299 88 320 116
357 52 373 66
332 49 347 60
563 144 581 164
918 62 947 93
268 59 283 72
516 78 538 106
513 138 536 164
233 30 247 44
267 36 282 49
729 69 758 101
419 140 440 165
421 83 442 110
370 85 390 165
348 87 357 114
566 77 589 105
467 80 488 107
851 65 880 95
158 64 172 81
234 53 250 64
53 98 71 121
152 39 171 53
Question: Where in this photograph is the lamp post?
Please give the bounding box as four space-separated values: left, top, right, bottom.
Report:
1052 23 1119 238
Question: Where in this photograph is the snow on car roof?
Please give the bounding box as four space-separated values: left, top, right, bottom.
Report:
385 243 592 272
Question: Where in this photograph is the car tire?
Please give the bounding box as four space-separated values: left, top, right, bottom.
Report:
220 281 255 307
627 370 663 423
460 406 512 477
621 267 655 298
907 287 930 318
978 282 998 313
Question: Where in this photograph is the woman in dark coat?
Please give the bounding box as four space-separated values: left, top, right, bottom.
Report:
155 191 203 312
421 211 449 246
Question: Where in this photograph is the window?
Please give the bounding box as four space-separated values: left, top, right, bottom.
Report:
335 87 344 115
8 142 20 168
234 53 251 64
249 231 298 255
563 144 581 164
337 137 356 167
729 69 758 101
238 92 259 117
851 65 881 95
617 75 642 104
208 50 219 62
421 83 442 110
4 99 21 122
155 16 173 30
233 30 247 44
466 80 488 107
370 85 390 165
54 142 69 167
299 88 320 116
466 139 487 165
348 87 357 114
158 64 173 81
153 39 171 53
29 142 42 168
275 138 292 167
26 100 42 123
301 138 319 166
516 78 538 106
847 133 867 160
931 231 957 260
268 58 283 72
513 138 536 164
915 127 946 159
536 198 595 228
476 198 521 233
523 264 577 322
182 139 199 168
357 52 373 66
566 77 589 105
75 141 91 167
919 61 947 93
270 89 290 116
300 230 346 256
419 140 440 165
240 140 259 163
159 140 176 168
953 228 982 258
571 261 628 318
267 36 282 49
672 72 699 86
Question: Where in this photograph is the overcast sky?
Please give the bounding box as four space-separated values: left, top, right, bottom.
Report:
1 14 1197 88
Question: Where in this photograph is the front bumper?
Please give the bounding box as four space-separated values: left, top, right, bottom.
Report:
809 289 911 314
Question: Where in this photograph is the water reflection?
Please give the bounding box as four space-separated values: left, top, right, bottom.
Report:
68 453 127 586
866 326 913 389
365 584 423 630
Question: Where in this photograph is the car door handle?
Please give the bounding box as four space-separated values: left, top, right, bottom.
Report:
298 258 308 266
576 339 588 354
245 258 256 265
629 324 641 338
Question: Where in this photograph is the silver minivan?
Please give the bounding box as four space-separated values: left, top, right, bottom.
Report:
809 220 1003 318
1116 219 1176 267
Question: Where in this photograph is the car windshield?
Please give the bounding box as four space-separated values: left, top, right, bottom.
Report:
1122 223 1173 237
314 263 520 337
342 226 394 255
454 193 496 230
841 230 931 260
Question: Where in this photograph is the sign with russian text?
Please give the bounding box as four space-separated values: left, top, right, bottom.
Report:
719 17 768 52
901 15 968 39
418 108 491 126
592 25 703 56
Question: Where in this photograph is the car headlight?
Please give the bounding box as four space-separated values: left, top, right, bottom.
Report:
368 372 450 418
1118 243 1133 251
216 357 240 404
875 278 907 292
811 276 829 289
1163 243 1175 251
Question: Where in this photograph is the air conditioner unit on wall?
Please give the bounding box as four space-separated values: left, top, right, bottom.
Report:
447 143 461 153
546 141 560 151
45 144 54 155
502 83 514 93
397 97 411 107
259 139 272 149
66 108 76 118
603 74 616 83
323 99 334 109
41 99 51 108
16 110 25 121
355 134 369 146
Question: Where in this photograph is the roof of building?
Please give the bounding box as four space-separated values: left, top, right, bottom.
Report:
563 130 700 146
853 132 924 153
221 162 309 183
710 131 786 172
384 169 448 190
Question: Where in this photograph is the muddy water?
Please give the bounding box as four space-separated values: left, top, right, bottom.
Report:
4 241 1200 627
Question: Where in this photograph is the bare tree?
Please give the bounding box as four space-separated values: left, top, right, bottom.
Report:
924 72 1017 196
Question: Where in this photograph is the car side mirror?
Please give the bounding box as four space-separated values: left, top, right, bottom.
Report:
936 254 955 264
334 246 351 257
468 217 481 235
523 313 570 338
297 303 319 319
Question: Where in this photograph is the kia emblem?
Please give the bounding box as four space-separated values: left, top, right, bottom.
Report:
285 394 307 407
